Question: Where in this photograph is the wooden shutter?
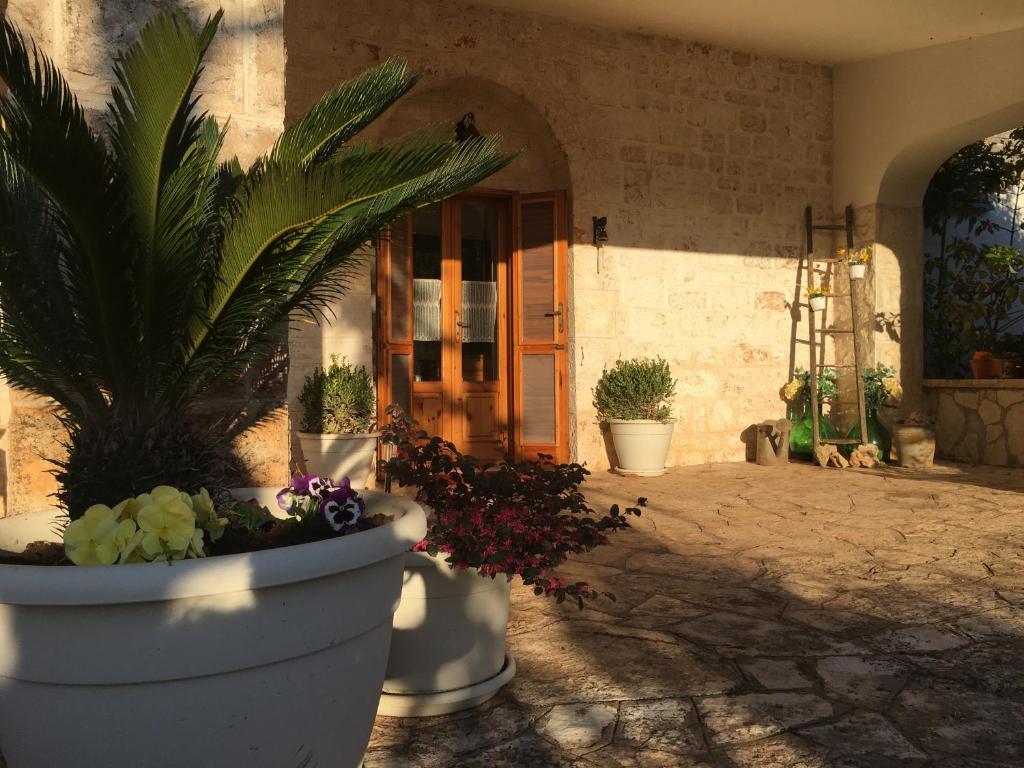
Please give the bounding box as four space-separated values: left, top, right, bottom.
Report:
512 191 569 462
376 216 414 427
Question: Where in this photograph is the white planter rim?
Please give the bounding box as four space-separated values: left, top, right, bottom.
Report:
297 430 381 440
605 417 677 425
378 654 517 718
0 491 423 607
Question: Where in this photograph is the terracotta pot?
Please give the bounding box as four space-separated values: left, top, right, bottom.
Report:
970 351 1003 379
894 425 936 468
0 492 426 768
298 431 380 489
378 551 515 717
607 418 676 476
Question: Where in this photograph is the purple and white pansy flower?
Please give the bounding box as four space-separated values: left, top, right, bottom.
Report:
276 474 364 533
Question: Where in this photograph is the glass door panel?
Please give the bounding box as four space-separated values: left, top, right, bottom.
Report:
459 202 500 383
412 204 442 383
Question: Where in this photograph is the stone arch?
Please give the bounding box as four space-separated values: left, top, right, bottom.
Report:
363 75 572 194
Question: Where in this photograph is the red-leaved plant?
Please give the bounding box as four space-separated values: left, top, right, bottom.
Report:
380 405 644 608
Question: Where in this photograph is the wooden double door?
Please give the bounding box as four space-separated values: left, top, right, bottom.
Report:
378 191 569 462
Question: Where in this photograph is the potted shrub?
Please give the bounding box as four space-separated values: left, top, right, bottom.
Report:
894 411 937 468
781 367 840 456
0 10 511 767
845 363 902 461
298 356 379 488
807 286 830 312
593 357 677 476
376 407 643 717
847 245 871 280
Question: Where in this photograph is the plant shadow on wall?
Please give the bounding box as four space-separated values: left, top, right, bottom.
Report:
366 468 1024 765
923 128 1024 379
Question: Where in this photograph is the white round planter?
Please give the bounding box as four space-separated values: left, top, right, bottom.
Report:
378 551 514 717
0 491 426 768
298 431 380 489
849 263 867 280
607 418 676 477
809 295 828 311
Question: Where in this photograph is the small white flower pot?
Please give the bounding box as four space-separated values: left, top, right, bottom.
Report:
298 431 380 489
849 263 867 280
809 295 828 312
378 551 515 717
0 492 426 768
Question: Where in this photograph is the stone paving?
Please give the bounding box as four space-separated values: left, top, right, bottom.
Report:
365 460 1024 767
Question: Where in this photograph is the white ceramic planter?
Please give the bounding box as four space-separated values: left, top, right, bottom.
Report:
894 425 936 468
849 263 867 280
809 295 828 311
378 551 514 717
607 418 676 477
298 431 380 489
0 491 426 768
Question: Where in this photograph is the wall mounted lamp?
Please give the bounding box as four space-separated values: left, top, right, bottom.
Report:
593 216 608 273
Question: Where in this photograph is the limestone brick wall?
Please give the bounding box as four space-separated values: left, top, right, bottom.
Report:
3 0 289 514
285 0 834 468
927 381 1024 466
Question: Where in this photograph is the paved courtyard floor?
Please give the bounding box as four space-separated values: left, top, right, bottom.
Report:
366 460 1024 767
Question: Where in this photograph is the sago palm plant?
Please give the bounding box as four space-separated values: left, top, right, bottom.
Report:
0 10 513 516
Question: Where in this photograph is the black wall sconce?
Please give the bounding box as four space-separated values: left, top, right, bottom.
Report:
455 113 480 142
592 216 608 246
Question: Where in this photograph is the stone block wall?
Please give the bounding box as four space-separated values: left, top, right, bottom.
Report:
285 0 836 469
927 381 1024 467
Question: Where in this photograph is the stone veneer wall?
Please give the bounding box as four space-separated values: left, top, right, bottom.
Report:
927 380 1024 467
284 0 835 469
2 0 289 514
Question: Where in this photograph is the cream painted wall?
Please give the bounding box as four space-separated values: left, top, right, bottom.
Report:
834 27 1024 209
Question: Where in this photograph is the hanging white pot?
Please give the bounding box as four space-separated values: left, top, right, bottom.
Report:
809 295 828 312
849 263 867 280
0 492 426 768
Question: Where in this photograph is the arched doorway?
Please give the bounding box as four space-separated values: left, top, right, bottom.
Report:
368 78 573 461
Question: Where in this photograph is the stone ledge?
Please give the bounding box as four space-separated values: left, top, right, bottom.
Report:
924 378 1024 389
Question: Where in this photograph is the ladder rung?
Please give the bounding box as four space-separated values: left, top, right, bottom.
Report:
808 257 846 263
820 438 859 445
811 224 846 231
817 329 854 334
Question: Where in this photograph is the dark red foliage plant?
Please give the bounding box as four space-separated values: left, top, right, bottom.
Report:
380 405 645 608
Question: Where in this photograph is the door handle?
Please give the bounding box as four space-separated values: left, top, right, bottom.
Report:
456 321 470 328
544 303 564 333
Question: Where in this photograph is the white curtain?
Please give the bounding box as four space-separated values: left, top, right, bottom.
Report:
413 278 441 341
461 281 497 343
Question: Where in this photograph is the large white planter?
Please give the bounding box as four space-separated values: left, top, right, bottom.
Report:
608 418 676 477
298 431 380 489
378 551 515 717
0 491 426 768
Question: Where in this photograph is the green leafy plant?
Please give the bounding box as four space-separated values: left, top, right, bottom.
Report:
0 10 513 517
593 357 676 422
782 366 838 405
861 363 902 409
941 242 1024 353
298 356 376 433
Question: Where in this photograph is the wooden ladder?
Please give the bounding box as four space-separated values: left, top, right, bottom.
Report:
803 204 869 465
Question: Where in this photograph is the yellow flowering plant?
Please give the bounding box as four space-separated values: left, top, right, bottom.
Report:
862 364 902 409
806 285 831 299
63 486 227 566
848 246 872 265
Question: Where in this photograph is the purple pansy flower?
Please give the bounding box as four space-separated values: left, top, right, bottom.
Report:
320 486 365 532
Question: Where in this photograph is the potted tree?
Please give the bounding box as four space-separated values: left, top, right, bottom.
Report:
0 10 511 768
594 357 677 476
298 356 379 488
376 407 642 717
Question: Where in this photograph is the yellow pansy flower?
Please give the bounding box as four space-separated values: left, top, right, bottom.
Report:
64 504 121 566
136 486 199 560
192 488 226 543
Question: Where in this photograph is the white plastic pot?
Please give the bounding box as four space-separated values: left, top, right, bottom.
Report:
607 418 676 477
809 295 828 312
378 551 514 717
0 491 426 768
849 263 867 280
298 431 380 489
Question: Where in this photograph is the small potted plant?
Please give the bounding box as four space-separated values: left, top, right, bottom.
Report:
893 411 936 468
845 363 902 461
377 407 642 717
298 356 379 488
781 367 840 456
807 286 831 311
594 357 677 476
848 246 872 280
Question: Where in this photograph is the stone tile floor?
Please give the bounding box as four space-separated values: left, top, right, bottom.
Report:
365 460 1024 767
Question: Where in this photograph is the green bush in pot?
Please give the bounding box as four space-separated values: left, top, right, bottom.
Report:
593 357 677 476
